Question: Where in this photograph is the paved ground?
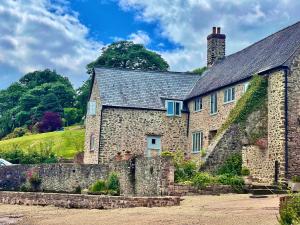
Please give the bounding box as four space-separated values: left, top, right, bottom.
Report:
0 194 280 225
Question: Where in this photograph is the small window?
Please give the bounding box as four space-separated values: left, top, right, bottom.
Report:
90 134 96 151
166 100 182 116
152 139 156 145
194 97 202 112
244 82 250 93
224 87 235 103
210 93 217 114
192 132 203 153
87 101 96 115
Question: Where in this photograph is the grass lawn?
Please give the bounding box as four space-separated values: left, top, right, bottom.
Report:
0 126 85 159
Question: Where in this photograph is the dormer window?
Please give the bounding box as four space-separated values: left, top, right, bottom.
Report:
224 87 235 103
166 100 182 116
194 97 202 112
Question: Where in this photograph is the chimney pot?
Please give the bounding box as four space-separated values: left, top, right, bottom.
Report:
217 27 221 34
212 27 216 34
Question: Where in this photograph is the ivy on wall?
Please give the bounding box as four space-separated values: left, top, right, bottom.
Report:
218 75 268 136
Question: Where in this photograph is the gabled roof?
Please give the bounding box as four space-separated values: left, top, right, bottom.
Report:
188 21 300 99
94 68 200 110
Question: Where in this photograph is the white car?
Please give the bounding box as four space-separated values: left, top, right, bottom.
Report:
0 159 12 166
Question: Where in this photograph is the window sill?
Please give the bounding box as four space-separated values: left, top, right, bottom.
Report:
191 151 200 154
194 109 202 113
223 100 235 105
210 112 218 116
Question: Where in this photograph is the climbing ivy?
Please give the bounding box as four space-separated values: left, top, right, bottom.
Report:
218 75 268 135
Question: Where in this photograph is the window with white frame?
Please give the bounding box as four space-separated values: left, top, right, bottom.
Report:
87 101 96 115
90 134 96 151
194 97 202 112
224 87 235 103
166 100 182 116
192 132 203 153
244 82 250 93
210 93 218 114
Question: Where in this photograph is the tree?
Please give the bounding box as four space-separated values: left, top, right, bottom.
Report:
87 41 169 72
76 77 92 117
63 108 80 126
192 67 207 76
38 112 63 133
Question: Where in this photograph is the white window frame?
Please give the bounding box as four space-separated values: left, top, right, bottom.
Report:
166 100 182 117
210 93 218 115
87 101 97 116
224 87 235 104
192 132 203 153
194 97 202 112
90 134 96 151
243 82 250 93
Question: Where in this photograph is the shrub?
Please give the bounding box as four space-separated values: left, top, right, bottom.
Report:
74 185 82 194
217 153 242 176
27 171 42 191
161 151 174 157
89 180 107 194
38 111 63 133
217 174 245 192
200 148 207 157
241 167 250 176
2 127 28 140
192 172 216 188
175 160 197 182
279 193 300 225
292 176 300 183
107 172 120 194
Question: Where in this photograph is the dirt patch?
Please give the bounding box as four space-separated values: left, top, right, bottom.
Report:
0 194 280 225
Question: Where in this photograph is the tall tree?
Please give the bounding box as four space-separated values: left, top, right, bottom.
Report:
87 41 169 72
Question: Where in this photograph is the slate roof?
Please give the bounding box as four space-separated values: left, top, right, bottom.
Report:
188 21 300 99
94 68 200 110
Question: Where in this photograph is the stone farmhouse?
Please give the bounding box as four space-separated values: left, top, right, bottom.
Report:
84 22 300 184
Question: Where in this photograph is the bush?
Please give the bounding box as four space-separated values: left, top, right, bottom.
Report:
279 193 300 225
89 180 107 194
192 172 216 188
38 112 63 133
217 153 242 176
161 151 174 157
2 127 28 140
217 174 245 192
27 171 42 191
74 185 82 194
175 160 197 182
107 172 120 194
241 167 250 176
200 148 207 157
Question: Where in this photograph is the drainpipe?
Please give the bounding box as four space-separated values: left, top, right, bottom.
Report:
284 67 290 180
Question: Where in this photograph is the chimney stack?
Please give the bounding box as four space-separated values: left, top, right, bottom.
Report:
207 27 226 67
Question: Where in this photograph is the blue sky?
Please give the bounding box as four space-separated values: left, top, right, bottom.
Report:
1 0 300 89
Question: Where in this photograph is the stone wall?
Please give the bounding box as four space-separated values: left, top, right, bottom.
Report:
187 82 246 154
242 70 286 184
171 184 234 196
0 164 109 192
0 192 181 209
99 107 188 164
84 78 102 164
287 52 300 178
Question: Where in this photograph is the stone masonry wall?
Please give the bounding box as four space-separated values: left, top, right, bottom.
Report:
99 107 188 164
187 82 246 155
84 78 102 164
0 192 181 209
287 52 300 178
0 164 109 192
243 70 286 184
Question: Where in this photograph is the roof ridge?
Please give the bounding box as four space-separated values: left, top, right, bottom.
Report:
94 66 200 76
224 20 300 60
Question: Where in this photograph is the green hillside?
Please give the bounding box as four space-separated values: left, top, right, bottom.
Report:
0 126 85 159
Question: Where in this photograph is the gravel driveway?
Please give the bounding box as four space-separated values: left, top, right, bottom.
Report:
0 194 280 225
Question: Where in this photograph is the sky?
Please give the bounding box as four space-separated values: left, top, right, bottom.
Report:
0 0 300 89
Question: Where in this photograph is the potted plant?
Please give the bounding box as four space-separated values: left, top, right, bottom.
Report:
288 176 300 192
241 167 252 185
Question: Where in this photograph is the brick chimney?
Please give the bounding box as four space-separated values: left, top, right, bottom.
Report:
207 27 226 67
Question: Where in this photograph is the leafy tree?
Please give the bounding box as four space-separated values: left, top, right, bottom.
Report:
87 41 169 72
38 112 63 133
76 77 92 117
192 67 207 76
64 108 81 126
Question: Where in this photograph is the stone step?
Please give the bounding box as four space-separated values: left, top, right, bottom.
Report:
250 188 288 195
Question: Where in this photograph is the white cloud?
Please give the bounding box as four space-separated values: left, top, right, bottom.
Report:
128 30 151 45
0 0 103 88
118 0 300 71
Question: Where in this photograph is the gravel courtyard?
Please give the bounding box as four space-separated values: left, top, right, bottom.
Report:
0 194 280 225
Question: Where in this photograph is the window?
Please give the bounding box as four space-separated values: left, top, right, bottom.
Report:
166 100 182 116
87 101 96 115
224 87 235 103
210 93 218 114
90 134 95 151
192 132 203 153
152 139 156 145
244 82 250 93
194 97 202 112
